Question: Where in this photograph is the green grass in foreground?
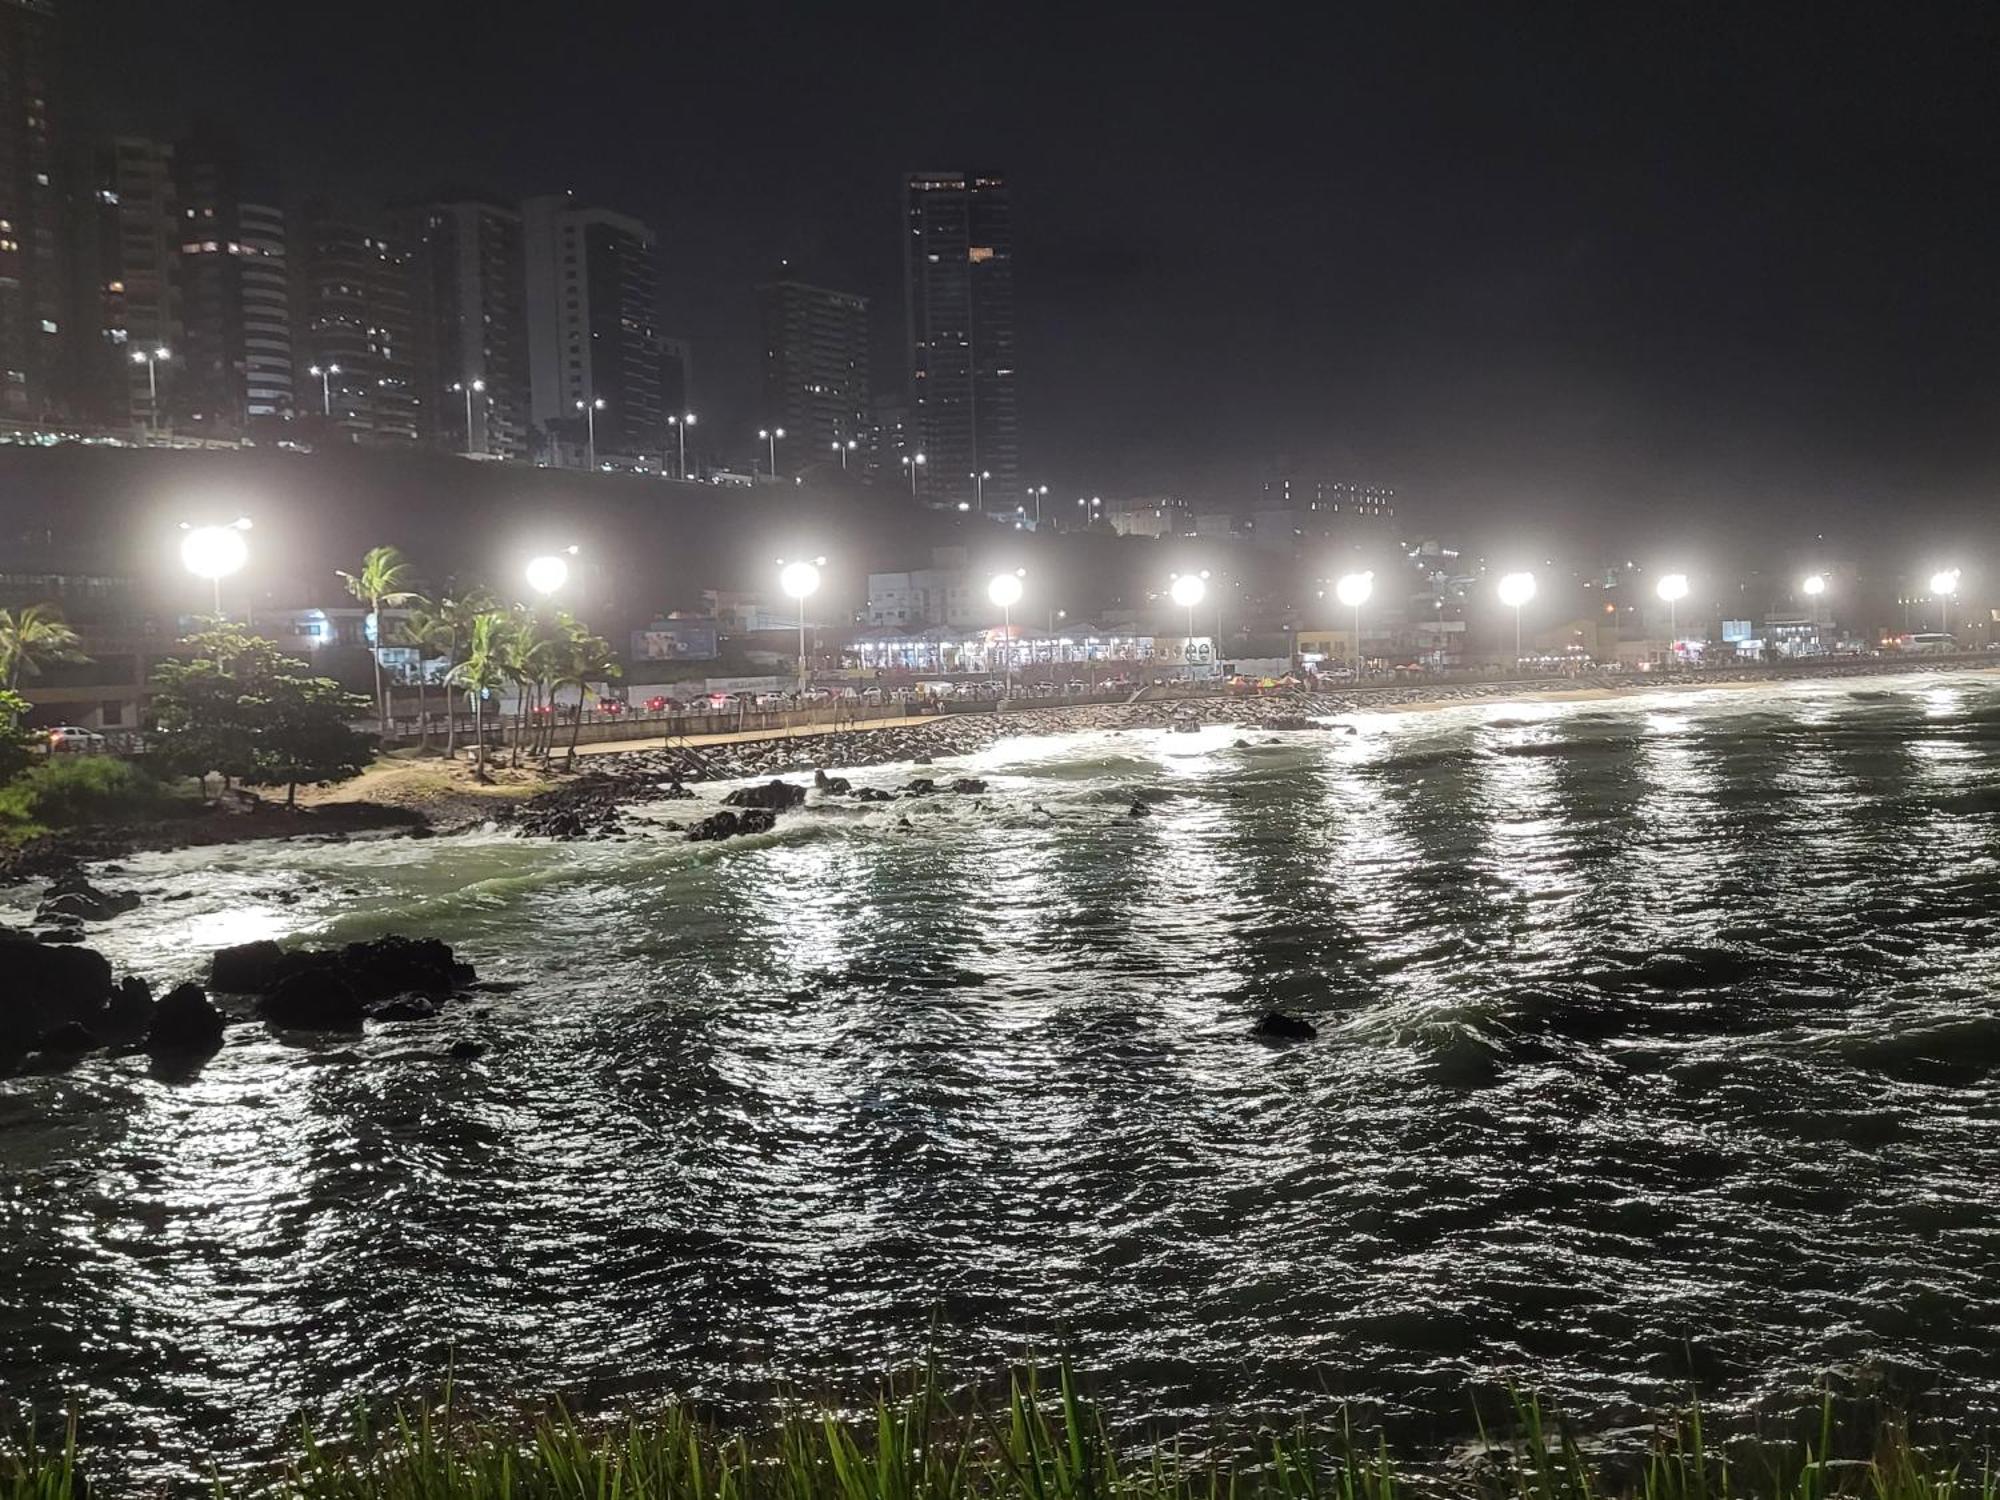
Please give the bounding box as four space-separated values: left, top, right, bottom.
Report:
2 1369 1994 1500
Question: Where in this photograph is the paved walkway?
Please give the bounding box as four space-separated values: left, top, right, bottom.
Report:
571 713 942 758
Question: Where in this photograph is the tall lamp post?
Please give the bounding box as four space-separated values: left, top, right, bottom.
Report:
132 346 171 433
1657 573 1690 663
1335 571 1373 678
970 468 991 510
1928 568 1961 637
831 439 857 472
576 397 606 470
989 569 1025 694
1027 484 1049 526
902 450 926 497
1169 571 1208 676
1497 571 1536 667
179 517 252 618
668 412 697 479
758 426 786 478
779 557 826 692
450 378 486 456
1801 573 1827 647
308 362 341 416
525 546 579 600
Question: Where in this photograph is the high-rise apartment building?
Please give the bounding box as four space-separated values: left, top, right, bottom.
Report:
400 197 528 460
298 210 427 445
522 192 663 468
756 278 869 469
173 125 292 435
0 0 63 421
903 171 1017 511
110 136 177 429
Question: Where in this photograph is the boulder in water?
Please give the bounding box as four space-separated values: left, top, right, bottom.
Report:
904 778 937 795
1253 1011 1318 1041
33 1019 101 1058
951 777 988 795
258 968 364 1030
723 779 807 811
35 871 142 923
102 975 155 1042
211 939 284 994
8 941 115 1049
146 982 228 1054
853 787 895 803
1126 801 1151 817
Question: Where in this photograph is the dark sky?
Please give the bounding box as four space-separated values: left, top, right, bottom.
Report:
84 1 2000 547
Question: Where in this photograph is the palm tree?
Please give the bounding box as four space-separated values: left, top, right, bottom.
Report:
335 545 422 743
560 621 621 769
444 611 507 782
396 601 450 753
0 605 87 716
434 588 495 759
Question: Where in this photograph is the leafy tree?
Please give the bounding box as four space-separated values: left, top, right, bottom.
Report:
150 622 373 807
0 604 87 710
0 688 37 784
557 617 622 768
433 587 496 760
334 545 421 742
396 601 453 753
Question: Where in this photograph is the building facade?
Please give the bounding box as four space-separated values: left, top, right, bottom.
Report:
110 136 178 429
0 0 63 422
400 197 528 460
903 171 1017 511
297 210 427 445
755 278 869 469
522 193 663 468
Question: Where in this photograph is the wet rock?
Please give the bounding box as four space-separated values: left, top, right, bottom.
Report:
447 1039 486 1061
1264 715 1314 731
1171 716 1200 733
813 770 852 795
9 941 114 1047
951 778 989 795
35 868 142 923
258 968 363 1030
912 754 933 765
686 808 778 842
32 926 86 943
904 778 937 795
36 1019 101 1055
211 939 284 994
146 983 227 1054
1126 801 1152 817
853 787 895 802
723 779 807 811
1253 1011 1318 1040
369 997 439 1022
102 975 155 1042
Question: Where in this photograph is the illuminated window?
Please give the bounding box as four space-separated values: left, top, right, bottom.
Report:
968 246 994 263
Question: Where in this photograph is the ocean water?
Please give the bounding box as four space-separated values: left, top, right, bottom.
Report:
5 672 2000 1479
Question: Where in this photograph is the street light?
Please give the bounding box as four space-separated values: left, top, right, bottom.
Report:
307 362 341 416
576 397 606 470
779 556 825 691
1929 567 1961 635
970 468 992 510
1028 484 1049 526
1169 571 1208 659
666 412 698 479
449 378 486 456
1335 570 1373 677
758 426 786 477
525 547 578 597
1496 571 1536 666
989 569 1025 692
1656 572 1690 659
179 517 252 617
132 346 171 431
902 450 926 497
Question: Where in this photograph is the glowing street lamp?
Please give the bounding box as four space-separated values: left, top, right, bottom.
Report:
307 362 341 416
449 378 486 456
1800 572 1828 634
970 468 992 510
902 450 926 497
525 546 578 597
576 397 606 470
179 516 252 617
1335 570 1373 676
778 556 825 690
1929 567 1961 635
1027 484 1049 526
1496 571 1536 666
831 438 858 472
1656 572 1690 659
667 412 697 479
1169 570 1209 649
132 346 172 431
989 569 1025 690
758 426 786 477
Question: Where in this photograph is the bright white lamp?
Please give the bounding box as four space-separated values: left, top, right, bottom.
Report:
525 554 569 595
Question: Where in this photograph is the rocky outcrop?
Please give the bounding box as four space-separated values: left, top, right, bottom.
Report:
686 808 778 842
951 778 989 795
853 787 896 803
35 868 142 923
145 982 227 1054
722 779 807 811
208 934 478 1031
1253 1011 1318 1040
7 941 115 1051
259 968 364 1029
211 939 285 994
814 770 852 795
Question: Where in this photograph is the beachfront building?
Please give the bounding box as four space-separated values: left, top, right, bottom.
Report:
846 624 1156 677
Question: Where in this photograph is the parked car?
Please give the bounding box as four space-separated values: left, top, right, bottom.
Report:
45 725 107 753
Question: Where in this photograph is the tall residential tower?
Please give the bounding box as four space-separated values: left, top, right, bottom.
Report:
756 277 869 471
903 171 1017 511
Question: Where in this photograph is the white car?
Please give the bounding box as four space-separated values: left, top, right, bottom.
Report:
46 725 107 753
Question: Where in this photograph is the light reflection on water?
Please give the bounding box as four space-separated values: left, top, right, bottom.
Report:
5 673 2000 1482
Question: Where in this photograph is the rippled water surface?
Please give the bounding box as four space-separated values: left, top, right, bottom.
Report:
6 674 2000 1477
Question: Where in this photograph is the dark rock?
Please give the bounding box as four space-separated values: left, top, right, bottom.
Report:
369 997 439 1022
35 868 142 923
686 807 778 842
211 939 284 993
1253 1011 1318 1040
102 975 155 1042
913 754 933 765
904 778 936 795
853 787 895 802
146 982 227 1053
335 934 474 998
164 890 195 902
1171 717 1200 733
722 779 807 811
36 1019 101 1054
258 968 363 1030
1126 801 1152 817
951 777 989 794
32 927 86 943
8 942 114 1048
406 826 436 839
448 1039 486 1060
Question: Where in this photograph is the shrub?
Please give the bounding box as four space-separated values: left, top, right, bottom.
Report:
0 756 185 837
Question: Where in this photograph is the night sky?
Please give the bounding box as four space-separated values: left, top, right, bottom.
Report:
84 2 2000 547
